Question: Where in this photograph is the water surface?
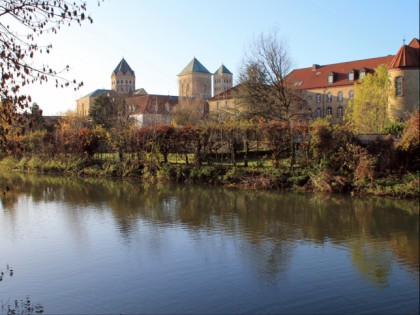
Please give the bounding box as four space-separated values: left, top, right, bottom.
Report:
0 173 418 314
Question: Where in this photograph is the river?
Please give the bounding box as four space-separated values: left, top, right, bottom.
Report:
0 172 418 314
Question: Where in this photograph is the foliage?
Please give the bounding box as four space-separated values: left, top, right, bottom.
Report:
398 111 419 153
0 0 98 147
346 65 393 133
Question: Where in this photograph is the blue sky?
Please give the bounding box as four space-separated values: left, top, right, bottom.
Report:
22 0 419 115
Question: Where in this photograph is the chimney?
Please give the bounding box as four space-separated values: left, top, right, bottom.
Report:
312 64 319 71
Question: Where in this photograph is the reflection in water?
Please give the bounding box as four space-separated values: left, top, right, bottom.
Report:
0 172 418 314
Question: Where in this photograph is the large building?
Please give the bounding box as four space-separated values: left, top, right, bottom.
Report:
208 38 419 124
76 58 145 117
287 38 419 122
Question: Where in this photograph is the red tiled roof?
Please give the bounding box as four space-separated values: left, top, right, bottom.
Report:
388 38 420 68
287 55 394 90
127 94 178 114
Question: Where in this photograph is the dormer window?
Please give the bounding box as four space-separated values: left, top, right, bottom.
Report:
348 70 354 81
328 72 334 84
359 68 366 79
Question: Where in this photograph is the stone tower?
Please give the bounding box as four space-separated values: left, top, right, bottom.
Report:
111 58 135 94
387 38 420 121
178 57 212 101
213 64 233 96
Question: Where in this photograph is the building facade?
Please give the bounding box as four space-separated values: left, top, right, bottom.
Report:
287 38 419 123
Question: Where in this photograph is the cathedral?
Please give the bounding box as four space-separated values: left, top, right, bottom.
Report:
76 57 233 125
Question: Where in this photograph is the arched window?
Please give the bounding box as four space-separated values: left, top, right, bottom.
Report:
316 107 322 118
349 90 354 100
396 76 403 96
327 92 332 102
337 106 344 118
326 106 332 116
337 91 343 102
316 94 321 103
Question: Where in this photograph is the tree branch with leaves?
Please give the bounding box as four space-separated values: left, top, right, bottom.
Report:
0 0 100 150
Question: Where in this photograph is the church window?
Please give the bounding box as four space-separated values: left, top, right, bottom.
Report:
396 76 403 96
337 91 343 101
316 94 321 103
326 106 332 116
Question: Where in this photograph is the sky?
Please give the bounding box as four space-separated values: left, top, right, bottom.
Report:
18 0 420 115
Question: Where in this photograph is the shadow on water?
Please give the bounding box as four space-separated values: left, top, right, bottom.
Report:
0 171 418 288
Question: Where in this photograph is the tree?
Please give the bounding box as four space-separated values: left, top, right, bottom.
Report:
346 65 392 134
89 93 136 160
237 29 306 168
1 0 98 147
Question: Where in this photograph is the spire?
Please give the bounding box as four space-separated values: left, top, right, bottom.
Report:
113 58 135 76
178 57 210 75
214 64 233 75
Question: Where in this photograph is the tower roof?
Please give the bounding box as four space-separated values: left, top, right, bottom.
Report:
178 57 210 75
388 38 420 69
214 64 233 75
113 58 135 76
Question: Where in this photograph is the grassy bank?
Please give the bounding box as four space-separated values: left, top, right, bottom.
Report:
1 154 418 199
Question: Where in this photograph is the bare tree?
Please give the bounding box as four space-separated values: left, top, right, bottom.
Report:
0 0 99 148
237 29 306 168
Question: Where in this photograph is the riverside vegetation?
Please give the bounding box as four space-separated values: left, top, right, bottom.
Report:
0 109 418 199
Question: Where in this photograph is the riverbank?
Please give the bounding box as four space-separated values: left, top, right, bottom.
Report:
1 155 418 199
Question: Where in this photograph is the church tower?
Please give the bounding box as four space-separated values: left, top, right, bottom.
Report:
178 57 212 101
111 58 135 94
213 64 233 96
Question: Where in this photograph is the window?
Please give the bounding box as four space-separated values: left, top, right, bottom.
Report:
349 90 354 100
326 106 332 116
359 69 366 79
327 92 332 102
316 94 321 103
396 76 403 96
337 106 344 118
307 108 312 119
348 71 354 81
316 107 322 118
328 72 334 84
337 91 343 102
